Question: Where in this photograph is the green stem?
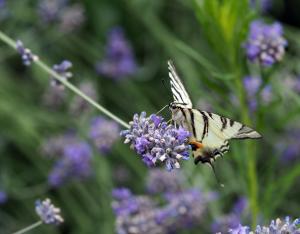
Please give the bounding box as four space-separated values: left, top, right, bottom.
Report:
0 31 129 129
235 78 258 228
12 221 43 234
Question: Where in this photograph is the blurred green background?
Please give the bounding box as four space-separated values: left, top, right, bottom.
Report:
1 0 300 233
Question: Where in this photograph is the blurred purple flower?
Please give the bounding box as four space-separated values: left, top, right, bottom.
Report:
16 40 39 66
161 189 206 231
249 0 272 12
89 116 120 153
121 112 191 171
112 187 209 234
0 0 5 8
42 85 66 108
51 60 72 89
244 21 287 66
284 76 300 94
96 27 137 80
146 169 184 194
0 190 7 204
38 0 66 23
41 133 76 158
70 81 98 116
228 224 250 234
35 198 64 225
279 129 300 163
212 197 248 233
244 76 262 97
59 4 85 32
112 188 155 217
48 140 92 187
243 76 272 111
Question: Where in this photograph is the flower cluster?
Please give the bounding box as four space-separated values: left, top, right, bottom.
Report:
35 198 64 225
89 116 120 153
244 21 287 66
16 40 39 66
50 60 73 89
70 81 98 116
42 134 92 187
96 27 137 80
121 112 191 171
48 140 92 187
38 0 85 32
113 188 208 234
224 217 300 234
146 168 184 194
243 76 272 112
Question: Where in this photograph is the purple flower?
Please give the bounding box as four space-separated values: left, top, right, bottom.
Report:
146 169 184 194
0 190 7 204
59 4 85 33
244 21 287 66
41 133 76 158
89 116 120 153
249 0 272 12
69 81 98 116
96 27 137 80
228 224 250 234
51 60 72 88
35 198 64 225
243 76 272 111
0 0 6 8
48 140 92 187
38 0 66 23
112 189 155 217
244 76 262 97
112 188 132 200
279 129 300 163
16 40 39 66
121 112 191 171
212 197 248 233
161 189 206 231
255 217 300 233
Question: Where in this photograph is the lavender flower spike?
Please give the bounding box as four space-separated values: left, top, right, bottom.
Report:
244 21 287 66
51 60 73 88
121 112 190 171
16 40 39 66
35 198 64 225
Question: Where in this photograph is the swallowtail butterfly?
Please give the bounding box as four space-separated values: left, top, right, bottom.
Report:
168 60 262 166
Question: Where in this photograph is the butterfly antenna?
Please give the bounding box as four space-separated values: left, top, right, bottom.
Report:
208 162 224 188
156 104 169 115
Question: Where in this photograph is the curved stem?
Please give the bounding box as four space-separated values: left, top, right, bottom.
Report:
0 31 129 129
12 221 43 234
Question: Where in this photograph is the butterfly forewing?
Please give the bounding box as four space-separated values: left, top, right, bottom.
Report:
168 60 193 108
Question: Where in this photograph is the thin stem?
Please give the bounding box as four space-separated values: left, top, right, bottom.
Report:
235 77 258 228
0 31 129 129
12 221 43 234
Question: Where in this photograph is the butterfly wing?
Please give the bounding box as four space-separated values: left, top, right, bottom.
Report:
188 109 261 164
168 60 193 108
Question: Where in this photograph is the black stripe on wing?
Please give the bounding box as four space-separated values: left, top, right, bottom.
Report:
168 60 193 108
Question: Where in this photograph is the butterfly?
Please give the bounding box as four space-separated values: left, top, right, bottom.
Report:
167 60 262 166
